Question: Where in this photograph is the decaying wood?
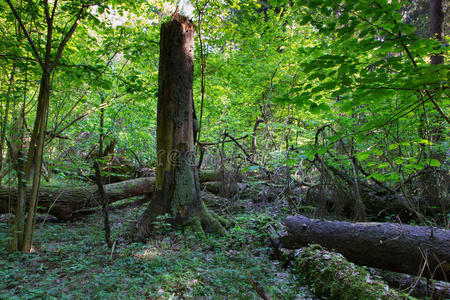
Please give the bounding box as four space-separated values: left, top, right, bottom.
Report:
293 245 405 299
0 170 221 220
0 177 156 220
369 269 450 299
136 13 226 239
280 215 450 282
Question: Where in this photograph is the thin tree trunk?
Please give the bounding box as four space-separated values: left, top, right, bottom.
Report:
95 96 112 248
22 71 51 252
250 118 263 158
94 162 112 248
5 0 86 252
0 65 15 185
10 101 26 251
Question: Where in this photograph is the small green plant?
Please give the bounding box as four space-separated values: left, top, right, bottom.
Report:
152 213 172 234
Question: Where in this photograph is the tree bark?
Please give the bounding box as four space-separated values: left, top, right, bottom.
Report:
0 177 156 220
280 215 450 282
430 0 445 65
419 0 448 215
0 170 221 221
136 13 225 240
0 65 15 185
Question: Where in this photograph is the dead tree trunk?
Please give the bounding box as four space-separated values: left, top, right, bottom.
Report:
136 13 225 240
0 177 156 220
280 215 450 282
0 170 221 221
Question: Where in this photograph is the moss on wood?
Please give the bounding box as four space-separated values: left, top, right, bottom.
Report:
293 245 412 300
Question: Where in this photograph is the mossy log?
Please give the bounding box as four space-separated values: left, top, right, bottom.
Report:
294 245 407 299
280 215 450 282
0 171 218 221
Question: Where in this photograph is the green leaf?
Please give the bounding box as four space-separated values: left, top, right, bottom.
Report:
388 143 399 150
400 24 415 35
416 139 432 145
429 159 441 167
376 162 389 169
368 173 386 181
316 146 327 155
356 152 370 161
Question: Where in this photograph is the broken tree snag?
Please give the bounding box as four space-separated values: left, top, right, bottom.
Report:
294 245 405 299
280 215 450 282
0 177 156 220
136 13 225 240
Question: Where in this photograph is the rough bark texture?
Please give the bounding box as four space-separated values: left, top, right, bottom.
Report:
0 177 155 220
136 14 225 239
280 215 450 282
430 0 445 65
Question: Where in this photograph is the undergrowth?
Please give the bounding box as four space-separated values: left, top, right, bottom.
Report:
0 202 314 299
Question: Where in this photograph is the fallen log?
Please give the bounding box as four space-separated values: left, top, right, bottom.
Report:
369 269 450 299
280 215 450 282
0 170 222 220
0 177 156 220
70 196 150 219
293 245 406 299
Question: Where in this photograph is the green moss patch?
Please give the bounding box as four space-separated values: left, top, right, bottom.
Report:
293 245 413 300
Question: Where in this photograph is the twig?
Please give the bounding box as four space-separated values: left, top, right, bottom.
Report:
408 248 429 295
42 192 64 226
110 240 117 259
247 272 271 300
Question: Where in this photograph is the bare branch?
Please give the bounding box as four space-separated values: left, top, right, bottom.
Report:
51 0 59 20
44 0 54 66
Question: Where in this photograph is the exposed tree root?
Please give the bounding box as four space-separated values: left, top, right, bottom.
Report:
135 195 228 241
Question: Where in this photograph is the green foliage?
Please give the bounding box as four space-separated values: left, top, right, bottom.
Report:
0 207 311 299
0 0 448 295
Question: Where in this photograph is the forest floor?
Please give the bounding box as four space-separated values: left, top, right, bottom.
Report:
0 193 316 299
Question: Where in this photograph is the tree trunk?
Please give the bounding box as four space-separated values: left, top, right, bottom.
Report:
0 65 15 185
22 70 51 252
280 215 450 282
419 0 447 214
0 177 156 220
430 0 444 65
136 13 225 240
